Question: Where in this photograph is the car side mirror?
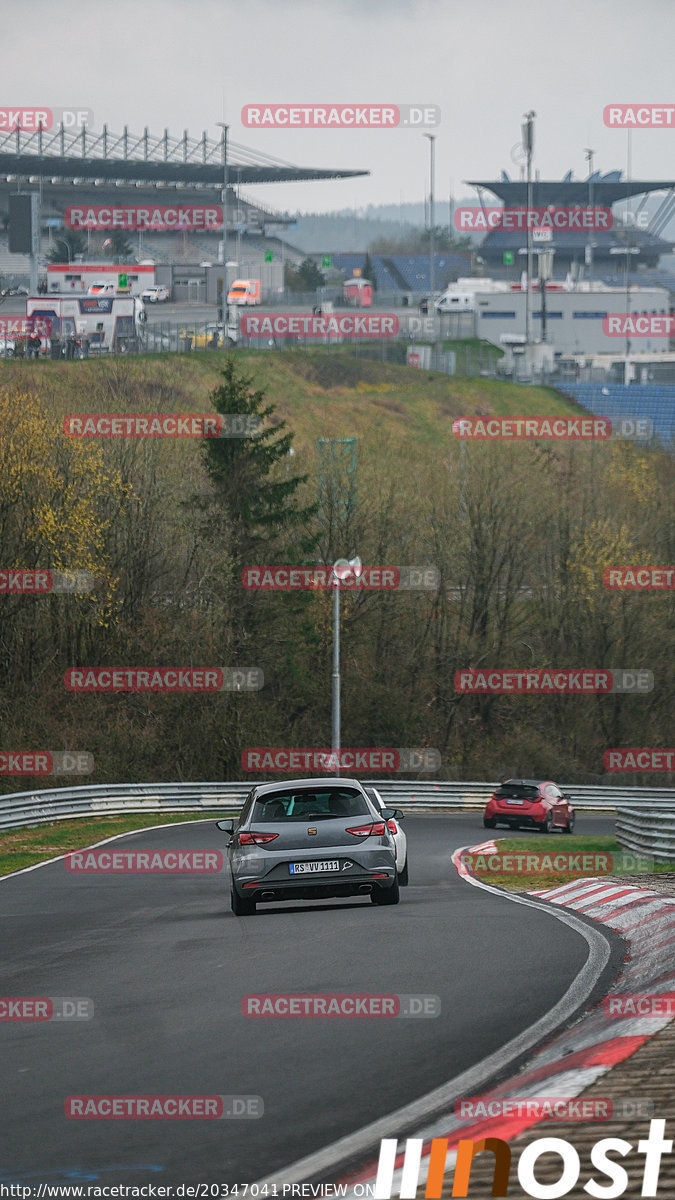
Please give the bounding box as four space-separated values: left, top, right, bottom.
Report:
381 808 403 820
216 818 235 833
393 809 405 820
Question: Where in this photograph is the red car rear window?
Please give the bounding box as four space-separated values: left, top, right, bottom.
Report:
496 785 540 801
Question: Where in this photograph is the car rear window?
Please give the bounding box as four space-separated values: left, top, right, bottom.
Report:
496 784 540 801
251 788 370 822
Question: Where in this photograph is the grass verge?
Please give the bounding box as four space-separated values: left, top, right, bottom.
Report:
462 835 670 891
0 812 236 878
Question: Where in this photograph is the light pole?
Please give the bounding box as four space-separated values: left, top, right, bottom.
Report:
216 122 229 319
330 556 362 775
55 237 72 264
424 134 436 300
236 166 243 273
584 148 595 283
609 245 640 385
522 111 536 347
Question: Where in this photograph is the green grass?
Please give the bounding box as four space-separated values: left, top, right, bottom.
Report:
462 835 670 891
0 346 587 460
0 812 235 878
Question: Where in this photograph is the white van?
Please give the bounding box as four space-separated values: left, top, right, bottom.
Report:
434 291 476 313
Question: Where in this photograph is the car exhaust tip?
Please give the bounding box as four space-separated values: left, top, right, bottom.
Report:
358 884 372 893
260 891 276 901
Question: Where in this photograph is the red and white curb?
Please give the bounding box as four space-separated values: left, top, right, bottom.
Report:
332 846 675 1196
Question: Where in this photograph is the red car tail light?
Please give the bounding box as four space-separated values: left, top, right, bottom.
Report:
238 830 279 845
346 821 386 837
386 820 398 834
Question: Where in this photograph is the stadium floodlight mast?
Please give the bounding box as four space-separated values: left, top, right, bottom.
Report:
330 556 362 777
216 122 229 320
424 134 436 301
522 111 536 346
585 148 595 283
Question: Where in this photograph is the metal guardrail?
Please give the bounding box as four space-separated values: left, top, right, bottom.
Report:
0 780 674 832
616 802 675 864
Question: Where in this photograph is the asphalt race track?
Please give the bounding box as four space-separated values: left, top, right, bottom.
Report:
0 813 622 1186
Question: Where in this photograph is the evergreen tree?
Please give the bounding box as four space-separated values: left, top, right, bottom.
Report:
200 358 318 566
47 230 87 263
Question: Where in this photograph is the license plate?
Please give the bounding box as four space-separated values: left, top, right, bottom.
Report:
289 860 340 875
506 799 524 805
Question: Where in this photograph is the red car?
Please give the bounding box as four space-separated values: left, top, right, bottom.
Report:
483 779 576 834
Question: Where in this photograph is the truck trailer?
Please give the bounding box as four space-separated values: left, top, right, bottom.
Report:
26 294 147 353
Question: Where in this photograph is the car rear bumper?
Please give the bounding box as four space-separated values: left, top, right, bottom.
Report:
233 870 396 902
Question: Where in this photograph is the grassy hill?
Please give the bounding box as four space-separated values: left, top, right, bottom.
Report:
0 347 585 457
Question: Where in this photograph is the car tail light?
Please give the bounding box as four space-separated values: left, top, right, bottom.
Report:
346 821 386 837
386 820 397 834
238 830 279 845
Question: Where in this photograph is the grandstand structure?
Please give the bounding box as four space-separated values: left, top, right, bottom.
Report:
466 170 675 279
556 382 674 446
0 121 368 281
327 252 471 294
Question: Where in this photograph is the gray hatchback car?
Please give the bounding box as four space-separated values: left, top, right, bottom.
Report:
217 777 399 916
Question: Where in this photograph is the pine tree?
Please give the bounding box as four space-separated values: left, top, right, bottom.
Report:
200 358 318 567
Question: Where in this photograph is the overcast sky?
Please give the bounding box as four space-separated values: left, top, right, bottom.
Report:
6 0 675 213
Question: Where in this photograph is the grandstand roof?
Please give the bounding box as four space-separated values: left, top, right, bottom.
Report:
0 124 369 188
467 176 675 206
